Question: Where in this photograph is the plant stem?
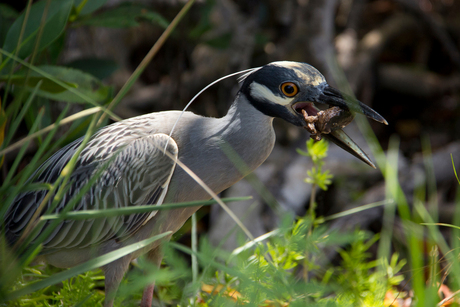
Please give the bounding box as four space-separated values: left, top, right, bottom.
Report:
304 183 317 282
309 183 317 222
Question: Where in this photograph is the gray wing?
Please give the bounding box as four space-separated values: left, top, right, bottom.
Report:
5 131 178 250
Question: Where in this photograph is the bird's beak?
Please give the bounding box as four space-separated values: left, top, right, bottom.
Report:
324 130 376 168
292 85 388 168
317 85 388 125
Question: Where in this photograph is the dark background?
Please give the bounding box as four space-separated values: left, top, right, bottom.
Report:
2 0 460 252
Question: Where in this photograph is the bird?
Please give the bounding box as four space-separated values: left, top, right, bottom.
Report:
3 61 387 307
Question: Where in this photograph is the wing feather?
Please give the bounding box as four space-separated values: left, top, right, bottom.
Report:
5 127 178 251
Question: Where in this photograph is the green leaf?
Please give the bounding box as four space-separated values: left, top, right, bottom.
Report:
5 65 110 103
308 138 329 160
44 30 67 64
74 0 108 16
312 139 329 158
2 0 73 60
66 57 119 79
316 170 333 190
305 167 333 191
296 148 309 157
4 74 76 93
75 3 168 28
141 11 169 29
0 4 19 46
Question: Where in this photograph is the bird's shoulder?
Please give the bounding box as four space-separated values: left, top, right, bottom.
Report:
79 111 194 164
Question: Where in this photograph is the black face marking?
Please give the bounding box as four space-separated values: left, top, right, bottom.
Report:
240 64 300 99
248 95 304 126
238 64 308 126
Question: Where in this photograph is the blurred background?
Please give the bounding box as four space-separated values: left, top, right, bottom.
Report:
2 0 460 257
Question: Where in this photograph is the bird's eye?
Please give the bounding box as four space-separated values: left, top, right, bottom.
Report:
280 82 299 97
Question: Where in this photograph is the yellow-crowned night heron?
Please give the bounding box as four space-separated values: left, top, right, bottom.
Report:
4 61 387 306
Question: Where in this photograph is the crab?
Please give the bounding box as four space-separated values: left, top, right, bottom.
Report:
301 106 354 141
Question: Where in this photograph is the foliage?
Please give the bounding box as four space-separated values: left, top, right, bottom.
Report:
2 215 407 306
6 265 105 307
74 2 169 29
297 138 334 224
1 0 460 306
334 233 405 307
134 218 404 307
297 139 333 191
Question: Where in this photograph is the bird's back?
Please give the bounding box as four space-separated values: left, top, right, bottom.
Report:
4 111 189 251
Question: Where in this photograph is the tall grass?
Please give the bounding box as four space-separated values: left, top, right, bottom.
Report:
1 0 459 306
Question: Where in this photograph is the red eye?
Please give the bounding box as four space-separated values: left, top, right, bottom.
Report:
281 82 298 97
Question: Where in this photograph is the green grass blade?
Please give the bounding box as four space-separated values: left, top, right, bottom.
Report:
1 80 39 150
422 134 438 221
452 153 460 185
191 213 198 285
420 223 460 231
40 197 252 220
231 229 280 256
0 103 70 219
451 188 460 290
378 135 399 262
1 0 32 104
0 109 45 216
323 199 392 221
1 81 43 185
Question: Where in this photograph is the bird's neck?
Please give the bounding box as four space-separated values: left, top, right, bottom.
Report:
156 94 276 237
224 92 275 129
221 93 276 173
168 93 276 202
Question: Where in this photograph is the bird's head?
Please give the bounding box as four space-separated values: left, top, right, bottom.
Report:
239 61 388 168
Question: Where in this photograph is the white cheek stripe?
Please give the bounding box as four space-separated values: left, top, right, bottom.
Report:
249 82 294 106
